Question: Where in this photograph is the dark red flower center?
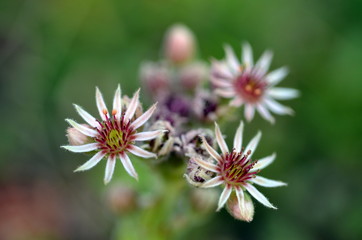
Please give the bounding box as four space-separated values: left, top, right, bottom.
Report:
234 73 267 103
95 111 136 155
220 149 259 186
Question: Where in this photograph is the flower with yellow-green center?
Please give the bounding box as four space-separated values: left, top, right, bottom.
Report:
62 85 165 184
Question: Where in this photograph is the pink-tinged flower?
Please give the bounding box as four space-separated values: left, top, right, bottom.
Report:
62 85 164 184
211 43 299 123
193 122 286 218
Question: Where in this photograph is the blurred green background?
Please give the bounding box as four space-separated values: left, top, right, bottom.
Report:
1 0 362 239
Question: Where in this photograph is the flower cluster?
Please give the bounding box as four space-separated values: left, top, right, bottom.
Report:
62 24 298 222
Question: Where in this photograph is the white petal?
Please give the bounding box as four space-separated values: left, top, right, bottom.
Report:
244 183 276 209
211 60 234 80
73 104 98 128
62 143 98 153
124 89 140 122
104 155 116 184
112 84 122 120
252 153 276 171
242 42 254 70
66 119 98 137
268 87 300 100
256 104 275 124
131 103 157 130
95 87 109 121
217 186 232 211
229 97 244 107
254 50 273 76
201 176 223 188
128 145 156 159
245 131 261 159
265 67 289 85
211 76 233 88
233 121 244 152
200 136 222 163
264 98 294 115
250 176 287 188
134 130 166 141
74 151 105 172
119 153 138 180
193 156 219 173
224 45 240 74
244 104 255 122
214 122 229 155
214 88 235 98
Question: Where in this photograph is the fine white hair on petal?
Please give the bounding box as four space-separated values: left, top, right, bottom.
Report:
256 104 275 124
214 122 229 155
252 153 276 171
233 121 244 152
124 89 140 122
224 45 240 75
217 186 232 211
66 119 98 137
242 42 254 70
131 103 157 130
214 88 235 98
250 176 287 188
267 87 300 100
119 153 138 180
201 176 224 188
200 136 222 163
62 143 99 153
264 98 294 115
73 104 98 128
95 87 109 121
193 156 219 173
112 84 122 120
254 50 273 77
244 183 277 209
265 67 289 86
134 130 166 141
104 155 116 184
245 131 262 159
128 145 156 159
74 151 105 172
244 104 255 122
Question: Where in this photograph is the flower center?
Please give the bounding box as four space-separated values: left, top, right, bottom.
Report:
220 149 259 186
234 73 267 103
95 111 135 154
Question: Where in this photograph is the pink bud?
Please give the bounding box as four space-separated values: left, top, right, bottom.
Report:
226 192 254 222
180 62 207 90
164 24 195 64
66 125 92 145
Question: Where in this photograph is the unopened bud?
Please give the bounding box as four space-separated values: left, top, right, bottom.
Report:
179 62 207 90
164 24 195 64
146 120 175 159
140 62 170 97
66 125 93 145
226 192 254 222
107 184 138 215
185 156 216 187
190 188 219 213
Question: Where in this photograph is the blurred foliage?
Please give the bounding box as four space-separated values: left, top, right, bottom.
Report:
0 0 362 239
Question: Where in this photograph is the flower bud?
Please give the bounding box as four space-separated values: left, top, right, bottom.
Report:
179 62 207 90
106 183 138 215
164 24 195 64
177 128 216 157
190 188 218 213
140 62 170 97
146 120 175 159
226 192 254 222
185 155 216 187
66 125 93 145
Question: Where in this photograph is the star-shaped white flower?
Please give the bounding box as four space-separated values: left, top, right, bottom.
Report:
193 122 286 217
211 43 299 123
62 85 165 184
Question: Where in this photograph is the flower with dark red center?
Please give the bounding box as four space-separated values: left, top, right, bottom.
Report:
62 85 165 184
190 121 286 217
211 43 299 123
